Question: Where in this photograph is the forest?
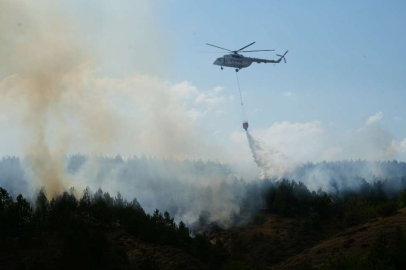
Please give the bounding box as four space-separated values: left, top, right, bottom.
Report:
2 161 406 269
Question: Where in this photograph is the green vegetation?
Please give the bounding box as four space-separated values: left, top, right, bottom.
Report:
222 260 252 270
2 175 406 269
262 179 404 229
0 186 227 269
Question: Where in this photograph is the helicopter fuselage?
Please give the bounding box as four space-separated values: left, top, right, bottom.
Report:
213 54 252 69
213 53 284 70
207 42 287 71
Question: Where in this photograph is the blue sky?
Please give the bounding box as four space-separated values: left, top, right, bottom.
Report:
1 0 405 165
164 0 406 135
163 0 406 162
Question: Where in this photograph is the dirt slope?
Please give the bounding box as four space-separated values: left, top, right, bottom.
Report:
214 214 340 270
0 229 208 270
108 230 208 270
271 208 406 270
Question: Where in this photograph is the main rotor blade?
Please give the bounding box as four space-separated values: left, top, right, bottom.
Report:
241 50 275 52
236 42 256 52
206 43 232 52
199 51 227 53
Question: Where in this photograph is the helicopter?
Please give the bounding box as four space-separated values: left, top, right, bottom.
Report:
206 42 288 72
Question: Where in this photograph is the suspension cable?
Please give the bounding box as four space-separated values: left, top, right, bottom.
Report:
235 72 247 121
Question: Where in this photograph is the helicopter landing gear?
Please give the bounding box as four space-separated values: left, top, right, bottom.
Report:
221 66 223 70
235 68 239 72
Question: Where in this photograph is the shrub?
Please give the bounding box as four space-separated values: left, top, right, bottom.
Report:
222 260 252 270
309 212 321 230
271 180 312 217
343 197 376 228
299 257 315 270
6 194 33 237
311 191 335 218
377 201 398 217
397 189 406 208
316 227 406 270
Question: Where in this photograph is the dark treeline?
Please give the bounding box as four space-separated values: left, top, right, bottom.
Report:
2 176 406 268
230 176 406 232
1 156 406 231
0 186 227 269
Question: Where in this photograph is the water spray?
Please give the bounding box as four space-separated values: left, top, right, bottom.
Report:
235 71 293 179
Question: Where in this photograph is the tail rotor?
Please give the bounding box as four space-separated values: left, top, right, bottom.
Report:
276 51 289 63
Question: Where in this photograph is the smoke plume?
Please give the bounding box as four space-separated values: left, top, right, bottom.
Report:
0 0 226 197
0 1 88 196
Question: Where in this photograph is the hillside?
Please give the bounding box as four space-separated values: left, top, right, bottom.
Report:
107 230 208 270
272 208 406 269
3 175 406 270
3 209 404 270
0 229 209 270
213 214 339 269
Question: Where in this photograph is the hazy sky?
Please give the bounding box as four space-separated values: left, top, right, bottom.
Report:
1 0 405 167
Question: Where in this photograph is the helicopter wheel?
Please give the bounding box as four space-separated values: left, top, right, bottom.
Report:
235 69 239 72
221 67 223 70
